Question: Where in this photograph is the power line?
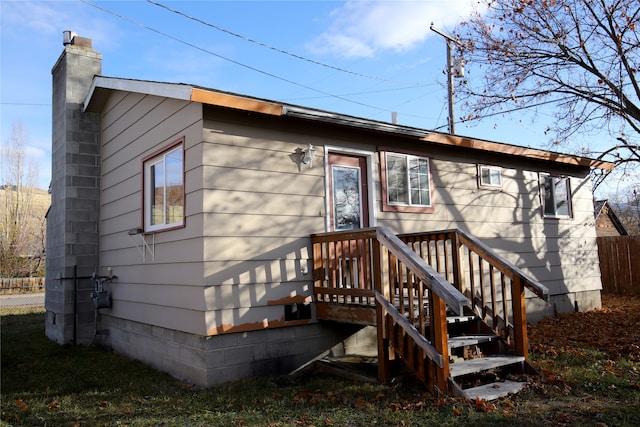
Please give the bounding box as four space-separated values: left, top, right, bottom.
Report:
80 0 395 115
145 0 567 129
282 84 439 102
1 102 50 106
84 0 559 130
434 95 577 131
146 0 424 86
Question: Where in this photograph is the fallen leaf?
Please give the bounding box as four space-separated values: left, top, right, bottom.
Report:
354 400 367 409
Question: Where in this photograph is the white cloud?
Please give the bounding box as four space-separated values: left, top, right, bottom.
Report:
308 0 479 58
1 1 67 36
1 1 123 51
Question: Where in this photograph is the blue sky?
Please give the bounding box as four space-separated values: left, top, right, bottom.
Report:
0 0 620 195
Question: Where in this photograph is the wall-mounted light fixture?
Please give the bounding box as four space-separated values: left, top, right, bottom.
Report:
301 144 316 169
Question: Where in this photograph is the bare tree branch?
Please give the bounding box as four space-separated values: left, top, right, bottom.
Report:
455 0 640 181
1 120 46 278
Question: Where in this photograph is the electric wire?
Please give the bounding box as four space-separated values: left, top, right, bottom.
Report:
432 95 576 131
146 0 446 113
1 102 50 106
81 0 566 130
145 0 425 86
80 0 401 115
282 84 438 102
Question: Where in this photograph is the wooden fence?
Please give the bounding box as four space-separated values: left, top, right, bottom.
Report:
0 277 45 294
597 236 640 296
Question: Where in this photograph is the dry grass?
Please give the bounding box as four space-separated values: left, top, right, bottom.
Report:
1 296 639 426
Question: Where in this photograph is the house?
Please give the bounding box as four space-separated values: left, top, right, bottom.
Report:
45 34 614 393
594 200 629 236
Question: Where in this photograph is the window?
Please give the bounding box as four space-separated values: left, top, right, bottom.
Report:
540 174 572 218
381 151 433 213
143 140 185 232
478 165 502 189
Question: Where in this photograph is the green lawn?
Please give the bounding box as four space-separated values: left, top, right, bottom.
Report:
2 299 639 426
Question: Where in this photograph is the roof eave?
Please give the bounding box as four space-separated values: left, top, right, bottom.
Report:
82 79 615 171
283 105 614 170
83 76 192 112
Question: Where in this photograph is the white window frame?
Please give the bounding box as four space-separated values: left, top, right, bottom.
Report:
382 151 433 213
143 139 185 232
478 165 502 189
540 174 572 219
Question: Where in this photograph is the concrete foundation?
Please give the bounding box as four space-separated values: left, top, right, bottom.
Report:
526 289 602 323
98 315 365 387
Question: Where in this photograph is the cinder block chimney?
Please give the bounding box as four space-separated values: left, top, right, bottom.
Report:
45 32 102 345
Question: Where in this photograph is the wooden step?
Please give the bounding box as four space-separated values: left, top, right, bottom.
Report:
461 379 526 401
448 334 501 350
446 315 477 324
415 315 478 329
450 355 525 378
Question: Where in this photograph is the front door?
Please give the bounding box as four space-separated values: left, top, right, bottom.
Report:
328 153 370 231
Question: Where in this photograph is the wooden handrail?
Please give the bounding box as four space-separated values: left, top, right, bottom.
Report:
397 228 549 361
311 227 470 315
398 228 549 301
375 227 469 315
375 292 443 368
454 229 549 301
311 227 378 241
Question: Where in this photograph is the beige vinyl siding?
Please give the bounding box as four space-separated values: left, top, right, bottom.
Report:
203 260 304 285
107 300 205 335
204 280 310 310
99 91 208 335
200 112 325 334
110 283 207 309
203 190 322 216
98 263 207 286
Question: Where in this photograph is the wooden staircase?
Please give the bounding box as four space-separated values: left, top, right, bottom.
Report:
312 227 549 401
445 314 528 400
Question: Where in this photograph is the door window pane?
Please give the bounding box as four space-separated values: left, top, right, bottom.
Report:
332 165 362 230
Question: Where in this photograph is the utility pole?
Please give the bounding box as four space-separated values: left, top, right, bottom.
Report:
430 25 464 135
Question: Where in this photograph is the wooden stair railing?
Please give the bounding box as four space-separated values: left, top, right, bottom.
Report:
399 230 549 360
375 291 444 392
311 227 549 397
312 227 469 395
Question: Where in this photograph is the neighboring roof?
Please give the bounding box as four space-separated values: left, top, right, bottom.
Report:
84 76 615 171
594 200 629 235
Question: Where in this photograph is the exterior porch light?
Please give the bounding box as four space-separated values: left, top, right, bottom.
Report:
302 144 316 168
